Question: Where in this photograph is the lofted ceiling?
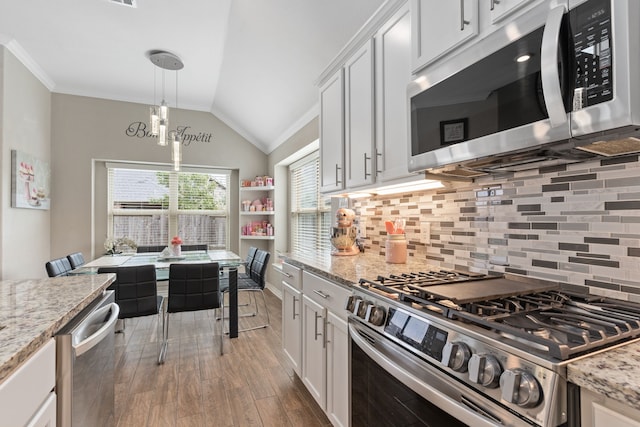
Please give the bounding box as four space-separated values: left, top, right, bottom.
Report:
0 0 385 153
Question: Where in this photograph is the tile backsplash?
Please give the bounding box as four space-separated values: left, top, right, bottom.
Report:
353 155 640 301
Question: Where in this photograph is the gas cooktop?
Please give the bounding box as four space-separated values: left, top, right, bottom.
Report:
356 269 640 361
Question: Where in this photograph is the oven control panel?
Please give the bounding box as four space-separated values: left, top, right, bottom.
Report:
384 307 448 362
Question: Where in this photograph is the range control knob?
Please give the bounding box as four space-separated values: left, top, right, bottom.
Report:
468 354 502 388
366 305 386 326
441 341 471 372
357 300 371 319
500 369 541 408
345 296 361 314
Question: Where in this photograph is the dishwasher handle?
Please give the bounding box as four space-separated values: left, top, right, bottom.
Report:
73 302 119 357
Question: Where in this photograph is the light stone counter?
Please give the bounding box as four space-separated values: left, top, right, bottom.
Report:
284 251 640 411
0 274 115 384
568 340 640 410
283 250 447 288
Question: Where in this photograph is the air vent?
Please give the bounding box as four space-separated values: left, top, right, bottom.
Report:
109 0 137 7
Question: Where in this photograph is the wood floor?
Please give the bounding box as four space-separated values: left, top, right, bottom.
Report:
113 289 331 427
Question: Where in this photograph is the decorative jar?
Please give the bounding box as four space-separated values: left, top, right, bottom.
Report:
385 234 407 264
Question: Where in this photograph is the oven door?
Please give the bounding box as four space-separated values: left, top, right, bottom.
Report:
349 319 533 427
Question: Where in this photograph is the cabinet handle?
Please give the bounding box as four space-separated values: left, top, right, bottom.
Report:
460 0 470 30
490 0 500 11
314 312 323 341
323 317 328 349
292 296 298 319
364 152 371 179
313 289 330 299
335 164 342 185
376 150 382 175
282 272 293 278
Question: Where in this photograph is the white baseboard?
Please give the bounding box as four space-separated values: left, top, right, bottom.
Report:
266 282 282 300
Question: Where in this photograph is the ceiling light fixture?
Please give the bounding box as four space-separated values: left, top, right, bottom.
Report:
148 50 183 170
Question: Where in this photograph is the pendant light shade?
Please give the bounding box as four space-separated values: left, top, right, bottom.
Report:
148 50 183 166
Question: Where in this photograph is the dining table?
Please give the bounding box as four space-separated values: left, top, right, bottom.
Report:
70 250 244 338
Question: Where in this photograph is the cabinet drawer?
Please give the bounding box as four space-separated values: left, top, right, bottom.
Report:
282 262 302 290
303 271 351 317
0 339 56 427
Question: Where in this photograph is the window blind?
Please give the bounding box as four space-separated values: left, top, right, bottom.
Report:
107 165 230 248
290 152 331 254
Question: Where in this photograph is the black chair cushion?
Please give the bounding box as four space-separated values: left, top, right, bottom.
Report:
137 245 167 253
46 257 72 277
167 263 220 313
98 265 159 319
181 244 208 252
67 252 85 269
221 250 270 292
249 250 270 288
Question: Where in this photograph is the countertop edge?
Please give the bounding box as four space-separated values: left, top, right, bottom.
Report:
0 274 115 385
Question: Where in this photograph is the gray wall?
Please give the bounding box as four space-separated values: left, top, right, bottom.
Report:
0 47 51 280
51 93 267 266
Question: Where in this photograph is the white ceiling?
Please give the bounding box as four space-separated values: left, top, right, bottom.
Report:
0 0 385 153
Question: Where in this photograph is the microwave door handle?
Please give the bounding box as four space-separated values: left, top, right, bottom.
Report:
541 5 568 128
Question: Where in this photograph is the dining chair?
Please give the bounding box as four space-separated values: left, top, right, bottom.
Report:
97 265 164 359
180 244 208 252
66 252 85 269
220 249 270 333
159 262 223 363
45 257 73 277
136 245 167 253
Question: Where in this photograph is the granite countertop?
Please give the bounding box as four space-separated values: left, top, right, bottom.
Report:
0 274 115 385
283 250 640 410
568 340 640 410
283 250 444 288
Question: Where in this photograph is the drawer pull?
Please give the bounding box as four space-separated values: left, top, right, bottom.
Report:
313 290 330 299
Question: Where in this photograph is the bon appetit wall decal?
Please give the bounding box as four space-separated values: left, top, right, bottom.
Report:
126 122 213 145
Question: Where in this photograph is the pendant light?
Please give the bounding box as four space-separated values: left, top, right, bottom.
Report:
148 50 183 163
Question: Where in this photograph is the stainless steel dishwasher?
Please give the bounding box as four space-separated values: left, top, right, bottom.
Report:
56 290 119 427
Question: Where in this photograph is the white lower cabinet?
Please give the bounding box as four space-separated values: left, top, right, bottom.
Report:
0 339 56 427
326 312 349 427
281 262 303 375
301 271 351 427
282 281 302 375
581 387 640 427
302 295 327 407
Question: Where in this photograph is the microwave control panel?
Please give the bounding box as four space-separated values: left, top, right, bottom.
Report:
571 0 613 109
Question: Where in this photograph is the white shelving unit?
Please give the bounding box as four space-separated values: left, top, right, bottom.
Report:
240 184 275 241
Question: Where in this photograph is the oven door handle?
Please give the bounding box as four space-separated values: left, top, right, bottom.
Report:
349 322 505 427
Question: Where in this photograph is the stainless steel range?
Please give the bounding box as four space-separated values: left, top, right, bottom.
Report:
347 270 640 427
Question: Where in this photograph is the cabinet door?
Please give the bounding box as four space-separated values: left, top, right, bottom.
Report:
375 3 413 183
320 69 345 193
302 295 327 409
345 40 375 189
489 0 532 24
411 0 478 72
326 312 349 427
282 281 302 375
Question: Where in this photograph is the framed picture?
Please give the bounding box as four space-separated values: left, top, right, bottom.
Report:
440 118 468 146
11 150 51 210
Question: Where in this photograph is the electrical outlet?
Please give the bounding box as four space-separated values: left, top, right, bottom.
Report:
358 218 367 238
420 221 430 243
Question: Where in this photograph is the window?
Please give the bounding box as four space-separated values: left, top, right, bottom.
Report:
290 152 331 254
107 164 230 249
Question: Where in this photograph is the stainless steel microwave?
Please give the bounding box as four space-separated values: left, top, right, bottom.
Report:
408 0 640 175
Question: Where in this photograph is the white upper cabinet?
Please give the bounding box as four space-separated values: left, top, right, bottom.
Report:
411 0 479 73
344 40 375 189
319 69 345 193
489 0 533 24
375 3 413 183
